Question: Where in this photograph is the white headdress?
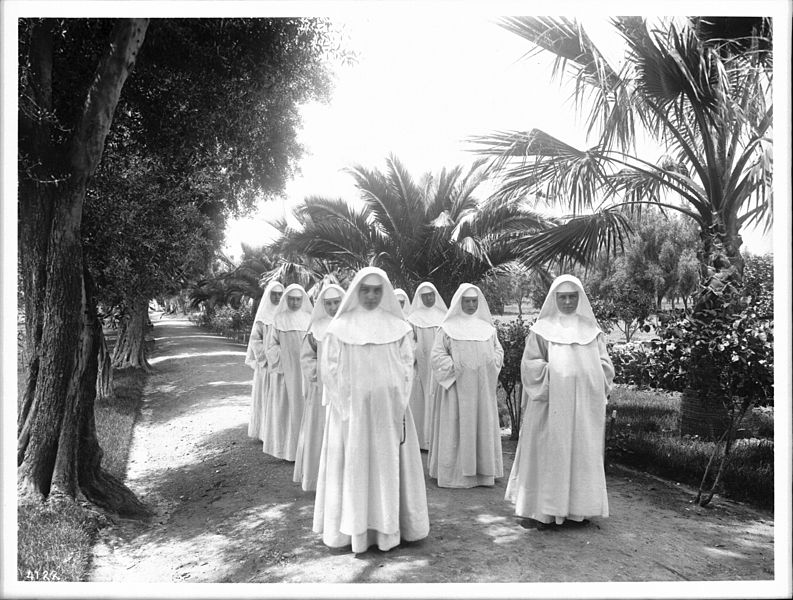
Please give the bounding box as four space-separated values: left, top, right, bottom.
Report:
439 283 495 341
394 288 411 315
325 266 412 345
307 283 345 342
407 282 447 328
245 280 283 368
272 283 312 332
530 274 602 344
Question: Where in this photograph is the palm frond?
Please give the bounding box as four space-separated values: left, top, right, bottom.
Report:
513 209 633 270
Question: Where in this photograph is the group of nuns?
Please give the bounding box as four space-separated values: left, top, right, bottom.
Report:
245 268 614 553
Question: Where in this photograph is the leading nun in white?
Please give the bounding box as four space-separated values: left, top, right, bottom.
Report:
406 282 447 450
293 283 345 491
313 267 429 553
428 283 504 488
505 274 614 528
262 283 312 461
244 280 283 440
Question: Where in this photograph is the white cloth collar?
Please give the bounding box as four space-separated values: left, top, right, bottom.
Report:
439 283 495 341
326 267 411 345
407 282 447 328
272 283 312 332
530 274 602 344
307 284 345 342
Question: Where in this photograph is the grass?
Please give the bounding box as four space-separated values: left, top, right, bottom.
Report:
95 367 148 478
605 386 774 509
17 329 149 582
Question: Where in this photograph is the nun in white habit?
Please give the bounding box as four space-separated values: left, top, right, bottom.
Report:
428 283 504 488
313 267 429 553
505 274 614 528
262 283 312 461
293 283 345 491
406 282 448 450
244 280 283 440
394 288 411 315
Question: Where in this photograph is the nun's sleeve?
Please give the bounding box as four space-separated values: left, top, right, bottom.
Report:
430 330 456 390
250 321 267 365
598 333 615 397
300 333 318 383
521 331 549 403
491 332 504 371
264 325 283 374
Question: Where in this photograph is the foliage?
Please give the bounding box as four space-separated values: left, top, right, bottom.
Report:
494 318 533 440
471 16 772 293
606 386 773 508
476 264 550 315
590 282 655 343
657 296 773 406
271 156 554 302
741 252 773 317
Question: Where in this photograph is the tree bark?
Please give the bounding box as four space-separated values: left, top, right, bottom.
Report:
18 18 149 506
111 297 153 371
96 327 115 403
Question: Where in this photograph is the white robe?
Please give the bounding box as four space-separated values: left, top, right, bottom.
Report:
247 321 269 439
505 331 615 523
293 334 326 491
428 331 504 488
408 324 439 450
312 331 430 553
262 327 306 461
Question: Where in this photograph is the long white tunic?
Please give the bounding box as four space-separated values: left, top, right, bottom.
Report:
262 328 306 461
505 331 615 523
428 331 504 488
408 324 439 450
293 333 326 491
247 321 270 440
312 331 430 553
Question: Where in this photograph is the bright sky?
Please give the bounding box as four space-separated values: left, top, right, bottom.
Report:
223 11 775 259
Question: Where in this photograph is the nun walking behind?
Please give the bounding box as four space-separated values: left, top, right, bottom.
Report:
313 267 430 553
262 283 312 461
505 274 614 529
406 282 447 451
293 284 345 491
428 283 504 488
244 280 283 440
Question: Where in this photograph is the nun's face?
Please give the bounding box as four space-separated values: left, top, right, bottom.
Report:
270 290 283 305
323 296 341 317
287 294 303 311
461 296 479 315
358 282 383 310
420 291 436 308
398 297 406 308
555 291 579 315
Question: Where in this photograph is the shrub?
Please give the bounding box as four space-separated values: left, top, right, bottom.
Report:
494 317 533 440
606 386 773 509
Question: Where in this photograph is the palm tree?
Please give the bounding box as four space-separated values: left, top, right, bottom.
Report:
470 16 772 300
471 17 773 497
270 155 554 302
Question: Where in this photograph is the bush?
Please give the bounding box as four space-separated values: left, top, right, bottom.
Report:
606 386 773 508
494 317 533 440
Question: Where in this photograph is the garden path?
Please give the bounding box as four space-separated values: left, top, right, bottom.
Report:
88 316 775 589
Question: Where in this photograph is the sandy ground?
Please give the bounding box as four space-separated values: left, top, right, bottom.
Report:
88 316 774 585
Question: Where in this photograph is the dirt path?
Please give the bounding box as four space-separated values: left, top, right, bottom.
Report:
88 316 774 584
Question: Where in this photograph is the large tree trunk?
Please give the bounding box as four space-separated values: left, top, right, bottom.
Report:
680 216 745 438
111 297 153 371
96 327 115 403
18 19 149 506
